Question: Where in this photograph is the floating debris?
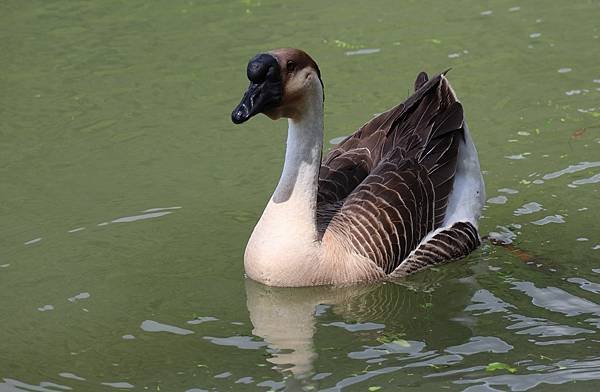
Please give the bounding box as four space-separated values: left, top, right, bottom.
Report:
571 128 587 139
558 67 572 73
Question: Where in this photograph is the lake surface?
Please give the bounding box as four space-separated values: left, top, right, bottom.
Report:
1 0 599 391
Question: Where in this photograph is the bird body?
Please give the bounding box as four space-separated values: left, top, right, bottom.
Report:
232 48 485 287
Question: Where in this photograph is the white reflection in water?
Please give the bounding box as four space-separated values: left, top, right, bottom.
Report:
323 321 384 331
312 373 332 381
112 211 172 223
67 292 90 302
511 281 600 317
59 372 86 381
186 316 218 325
345 48 380 56
140 320 193 335
567 277 600 294
329 135 348 145
235 377 254 384
445 336 513 355
488 225 518 244
101 382 134 389
455 357 600 391
542 161 600 180
487 195 508 205
348 340 427 361
141 206 182 213
571 173 600 186
558 67 572 73
0 378 72 392
24 237 42 245
534 338 586 346
531 215 564 225
505 153 528 160
498 188 519 194
203 335 268 350
516 325 593 338
514 202 543 216
465 289 516 315
67 227 85 233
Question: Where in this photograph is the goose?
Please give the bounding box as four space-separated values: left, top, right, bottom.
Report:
231 48 485 287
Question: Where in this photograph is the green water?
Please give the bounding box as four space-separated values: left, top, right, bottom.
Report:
1 0 600 390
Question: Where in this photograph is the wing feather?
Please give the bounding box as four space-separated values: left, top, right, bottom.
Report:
318 72 465 273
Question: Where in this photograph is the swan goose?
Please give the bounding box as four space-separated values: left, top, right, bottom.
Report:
231 48 485 287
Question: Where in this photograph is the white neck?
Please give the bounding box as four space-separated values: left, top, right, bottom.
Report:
269 92 323 238
244 86 324 284
274 106 323 203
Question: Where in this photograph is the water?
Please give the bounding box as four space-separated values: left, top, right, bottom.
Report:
1 0 599 390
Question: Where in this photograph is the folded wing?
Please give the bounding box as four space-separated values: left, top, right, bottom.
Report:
317 72 465 273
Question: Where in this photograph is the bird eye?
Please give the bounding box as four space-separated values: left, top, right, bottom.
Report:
286 61 296 73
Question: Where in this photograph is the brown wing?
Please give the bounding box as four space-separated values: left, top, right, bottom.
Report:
318 72 464 273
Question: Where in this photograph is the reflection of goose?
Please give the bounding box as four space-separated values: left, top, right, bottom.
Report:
232 48 485 287
244 276 474 379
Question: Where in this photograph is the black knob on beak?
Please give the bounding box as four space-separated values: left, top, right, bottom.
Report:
231 53 282 124
247 54 279 83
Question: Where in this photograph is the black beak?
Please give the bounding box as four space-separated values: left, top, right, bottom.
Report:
231 53 282 124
